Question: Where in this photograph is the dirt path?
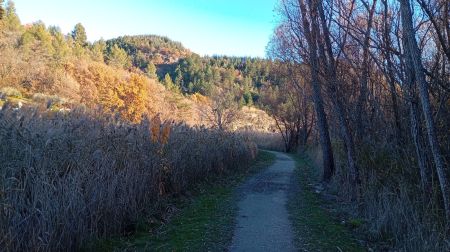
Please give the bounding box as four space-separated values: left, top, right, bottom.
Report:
229 151 296 252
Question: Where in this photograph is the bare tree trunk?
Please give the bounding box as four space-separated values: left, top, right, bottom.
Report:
409 94 430 192
315 0 361 197
403 48 430 192
298 0 335 182
400 0 450 222
355 0 377 141
382 0 402 143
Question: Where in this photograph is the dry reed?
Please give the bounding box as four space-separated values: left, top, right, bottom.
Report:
0 106 257 251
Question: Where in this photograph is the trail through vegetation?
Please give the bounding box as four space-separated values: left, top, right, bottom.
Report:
0 0 449 250
91 151 276 251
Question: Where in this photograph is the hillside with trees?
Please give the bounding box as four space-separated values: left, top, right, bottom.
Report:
0 2 275 130
110 37 274 107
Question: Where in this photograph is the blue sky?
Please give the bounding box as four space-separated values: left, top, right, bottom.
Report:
13 0 278 57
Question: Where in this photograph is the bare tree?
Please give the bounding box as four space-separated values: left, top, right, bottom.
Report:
297 0 336 181
400 0 449 221
262 63 314 152
200 86 240 131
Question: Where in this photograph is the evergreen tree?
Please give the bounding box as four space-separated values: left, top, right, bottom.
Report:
3 0 20 30
107 44 130 68
91 39 106 62
163 73 176 91
71 23 87 47
145 62 157 79
174 66 183 87
51 27 70 64
0 0 5 20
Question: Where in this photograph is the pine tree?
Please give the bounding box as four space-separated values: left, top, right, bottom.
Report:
174 66 183 87
146 62 157 79
50 27 70 64
91 39 106 62
3 1 20 30
71 23 87 47
107 44 130 69
0 0 5 20
163 73 175 90
163 73 179 92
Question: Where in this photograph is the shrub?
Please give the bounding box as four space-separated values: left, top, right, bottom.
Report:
32 93 68 107
0 107 257 251
0 86 22 99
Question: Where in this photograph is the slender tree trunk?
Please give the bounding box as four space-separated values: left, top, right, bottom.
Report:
355 0 377 141
382 0 402 143
298 0 335 182
400 0 450 222
409 95 430 192
403 49 430 192
316 0 361 196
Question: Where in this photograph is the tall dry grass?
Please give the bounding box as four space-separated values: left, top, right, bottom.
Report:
239 130 285 152
307 143 449 251
0 106 257 251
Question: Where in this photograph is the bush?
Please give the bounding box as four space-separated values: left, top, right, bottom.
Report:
0 87 22 99
0 107 257 251
32 93 68 107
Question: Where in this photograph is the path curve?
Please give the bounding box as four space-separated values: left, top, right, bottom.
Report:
230 151 296 252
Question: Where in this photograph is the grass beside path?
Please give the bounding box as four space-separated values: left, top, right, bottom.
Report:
288 154 364 252
90 150 276 252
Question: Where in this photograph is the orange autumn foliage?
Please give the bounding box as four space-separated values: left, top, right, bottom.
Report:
66 61 149 122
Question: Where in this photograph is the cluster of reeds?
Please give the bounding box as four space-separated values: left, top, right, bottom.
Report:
0 106 257 251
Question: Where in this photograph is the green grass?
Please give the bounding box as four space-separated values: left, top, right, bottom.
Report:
89 150 276 252
288 154 364 252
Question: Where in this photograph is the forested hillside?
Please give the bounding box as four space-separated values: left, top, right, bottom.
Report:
0 2 275 130
111 36 274 105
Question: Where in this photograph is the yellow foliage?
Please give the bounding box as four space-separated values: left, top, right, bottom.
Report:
119 74 149 122
67 61 149 122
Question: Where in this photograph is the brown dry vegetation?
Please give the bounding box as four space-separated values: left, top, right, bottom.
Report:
0 106 257 251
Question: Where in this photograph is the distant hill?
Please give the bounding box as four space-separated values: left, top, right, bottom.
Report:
108 36 273 99
0 8 275 131
107 35 191 68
